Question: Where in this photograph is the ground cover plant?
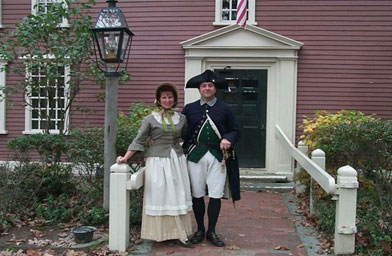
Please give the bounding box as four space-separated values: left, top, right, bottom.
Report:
298 110 392 255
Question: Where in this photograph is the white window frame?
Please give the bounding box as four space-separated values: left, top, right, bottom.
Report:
31 0 69 27
0 59 7 134
0 0 3 28
23 60 70 135
214 0 256 26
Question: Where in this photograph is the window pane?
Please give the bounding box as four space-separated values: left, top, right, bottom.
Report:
222 11 230 21
40 99 47 107
50 109 56 118
40 120 47 129
49 121 56 129
32 110 39 118
222 0 230 9
231 11 237 20
32 99 39 108
40 87 46 96
49 99 56 108
57 87 64 97
32 120 39 129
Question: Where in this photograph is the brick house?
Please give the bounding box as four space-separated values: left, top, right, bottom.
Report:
0 0 391 177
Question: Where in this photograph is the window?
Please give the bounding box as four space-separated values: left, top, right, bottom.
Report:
0 59 6 134
31 0 68 27
214 0 256 26
24 63 70 134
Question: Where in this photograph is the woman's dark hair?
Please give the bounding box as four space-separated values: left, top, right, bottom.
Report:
155 82 178 108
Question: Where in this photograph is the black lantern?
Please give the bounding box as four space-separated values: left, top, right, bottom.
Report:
92 0 134 67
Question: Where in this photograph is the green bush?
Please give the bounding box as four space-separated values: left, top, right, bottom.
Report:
301 110 392 172
299 110 392 255
0 103 154 231
117 102 156 156
67 128 104 191
7 134 69 164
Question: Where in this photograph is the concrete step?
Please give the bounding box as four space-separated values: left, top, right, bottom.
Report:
240 174 289 183
240 181 295 192
239 170 294 192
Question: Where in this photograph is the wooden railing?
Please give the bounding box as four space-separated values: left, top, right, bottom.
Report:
275 125 358 255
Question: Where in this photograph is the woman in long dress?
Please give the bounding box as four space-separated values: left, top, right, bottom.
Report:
116 82 193 247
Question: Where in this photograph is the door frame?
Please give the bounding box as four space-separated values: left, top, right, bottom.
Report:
181 25 303 177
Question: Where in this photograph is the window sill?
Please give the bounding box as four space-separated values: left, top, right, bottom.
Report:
213 21 257 26
0 130 8 134
23 130 62 135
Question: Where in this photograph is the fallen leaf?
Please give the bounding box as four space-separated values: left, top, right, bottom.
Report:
134 238 142 244
297 243 304 248
26 248 42 256
58 232 68 238
239 234 246 237
226 245 240 250
30 229 45 238
275 245 289 250
381 239 391 254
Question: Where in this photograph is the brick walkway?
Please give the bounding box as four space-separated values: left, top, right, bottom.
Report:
149 191 307 256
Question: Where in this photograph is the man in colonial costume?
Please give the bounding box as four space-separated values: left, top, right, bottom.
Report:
182 70 241 247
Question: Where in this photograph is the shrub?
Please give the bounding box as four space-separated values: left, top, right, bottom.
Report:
299 109 392 255
7 134 69 164
117 102 156 156
67 128 104 191
301 110 392 172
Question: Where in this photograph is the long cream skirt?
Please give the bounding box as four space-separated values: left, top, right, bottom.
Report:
141 149 193 242
141 210 193 242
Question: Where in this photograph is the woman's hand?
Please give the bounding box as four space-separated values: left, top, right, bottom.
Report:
116 156 127 164
116 150 135 164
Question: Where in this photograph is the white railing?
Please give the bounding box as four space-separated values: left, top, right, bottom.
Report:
275 125 358 255
108 163 145 252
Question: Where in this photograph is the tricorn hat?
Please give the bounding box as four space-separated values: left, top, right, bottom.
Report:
185 70 228 89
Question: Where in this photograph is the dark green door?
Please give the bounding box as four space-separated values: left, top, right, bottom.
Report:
216 69 267 168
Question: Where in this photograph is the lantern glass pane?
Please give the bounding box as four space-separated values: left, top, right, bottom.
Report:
120 32 130 61
98 31 121 60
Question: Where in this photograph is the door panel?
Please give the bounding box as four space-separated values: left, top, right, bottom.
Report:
216 69 267 168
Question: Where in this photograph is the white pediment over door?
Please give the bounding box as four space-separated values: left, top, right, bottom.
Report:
180 24 303 176
181 24 303 51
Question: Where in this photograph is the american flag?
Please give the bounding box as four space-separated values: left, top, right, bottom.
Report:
236 0 247 27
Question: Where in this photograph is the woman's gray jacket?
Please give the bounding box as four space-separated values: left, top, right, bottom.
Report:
127 113 187 157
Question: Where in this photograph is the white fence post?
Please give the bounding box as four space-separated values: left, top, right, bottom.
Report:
109 163 131 252
334 165 358 255
296 141 308 193
311 149 325 215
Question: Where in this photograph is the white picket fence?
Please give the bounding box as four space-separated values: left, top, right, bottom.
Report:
108 163 145 252
275 125 358 255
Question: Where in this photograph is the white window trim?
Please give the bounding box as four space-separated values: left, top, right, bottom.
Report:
0 0 3 28
214 0 257 26
23 63 70 135
0 59 7 134
31 0 69 27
